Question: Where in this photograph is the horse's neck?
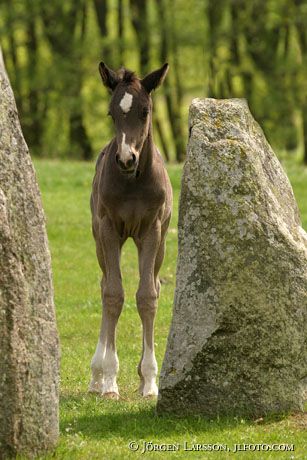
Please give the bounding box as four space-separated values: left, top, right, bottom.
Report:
140 125 155 173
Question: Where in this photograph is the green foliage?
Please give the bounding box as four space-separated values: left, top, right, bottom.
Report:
1 0 307 162
29 158 307 459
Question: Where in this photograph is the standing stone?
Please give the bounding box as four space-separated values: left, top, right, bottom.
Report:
157 98 307 418
0 50 59 457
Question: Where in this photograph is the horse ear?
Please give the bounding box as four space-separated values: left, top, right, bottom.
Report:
141 63 169 94
99 62 120 91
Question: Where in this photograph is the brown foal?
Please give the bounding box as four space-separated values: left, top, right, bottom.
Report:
89 62 173 399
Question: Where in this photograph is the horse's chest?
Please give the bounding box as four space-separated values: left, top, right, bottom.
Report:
105 194 163 239
100 176 166 238
118 200 157 236
117 200 146 222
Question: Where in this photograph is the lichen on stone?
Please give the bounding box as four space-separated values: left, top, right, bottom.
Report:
157 98 307 418
0 48 59 457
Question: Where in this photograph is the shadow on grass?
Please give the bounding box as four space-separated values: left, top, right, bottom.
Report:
59 392 292 441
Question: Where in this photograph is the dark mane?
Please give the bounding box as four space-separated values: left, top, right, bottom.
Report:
119 68 138 84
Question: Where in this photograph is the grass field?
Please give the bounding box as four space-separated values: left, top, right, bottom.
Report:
32 158 307 459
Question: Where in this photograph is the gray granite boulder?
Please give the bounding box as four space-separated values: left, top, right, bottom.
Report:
0 49 59 457
157 98 307 418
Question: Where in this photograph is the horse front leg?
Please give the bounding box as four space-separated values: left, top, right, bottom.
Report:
89 278 107 394
136 220 161 397
89 216 124 399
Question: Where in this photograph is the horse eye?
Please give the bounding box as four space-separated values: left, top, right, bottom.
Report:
142 107 149 119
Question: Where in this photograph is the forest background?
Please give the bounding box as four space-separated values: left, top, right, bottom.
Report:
0 0 307 164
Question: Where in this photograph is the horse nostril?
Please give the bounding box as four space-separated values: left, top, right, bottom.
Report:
116 153 136 171
126 159 133 168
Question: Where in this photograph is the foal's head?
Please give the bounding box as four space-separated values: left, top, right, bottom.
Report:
99 62 169 175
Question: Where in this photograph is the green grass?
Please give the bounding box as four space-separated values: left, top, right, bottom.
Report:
32 158 307 460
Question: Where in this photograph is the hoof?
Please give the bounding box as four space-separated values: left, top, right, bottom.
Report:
88 388 102 394
138 384 144 396
88 381 103 394
143 382 158 398
143 394 157 400
103 392 120 400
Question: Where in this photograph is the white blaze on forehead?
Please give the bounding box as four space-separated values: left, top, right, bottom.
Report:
119 92 133 113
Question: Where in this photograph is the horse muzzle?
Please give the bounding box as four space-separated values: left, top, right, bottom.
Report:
115 152 138 174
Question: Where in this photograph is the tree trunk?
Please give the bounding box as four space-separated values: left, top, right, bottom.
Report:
2 1 24 117
294 0 307 163
41 1 93 160
118 0 124 66
130 0 150 75
169 0 186 160
93 0 112 65
241 0 297 151
207 0 227 98
25 2 44 155
157 0 185 162
302 109 307 165
68 2 93 160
